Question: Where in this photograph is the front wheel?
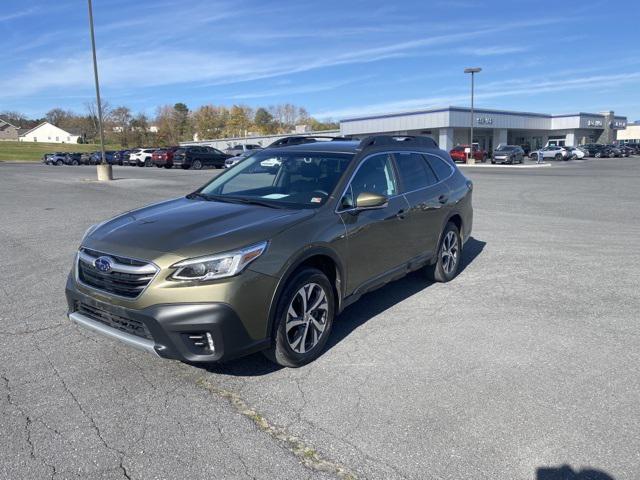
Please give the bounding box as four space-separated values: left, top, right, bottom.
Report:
425 222 462 283
191 159 203 170
56 160 63 166
263 269 335 367
144 158 152 167
555 154 563 161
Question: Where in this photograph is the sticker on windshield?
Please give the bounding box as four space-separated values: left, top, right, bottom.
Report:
262 193 289 199
310 197 322 203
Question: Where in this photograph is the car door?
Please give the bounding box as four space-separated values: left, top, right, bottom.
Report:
337 153 412 294
393 151 451 262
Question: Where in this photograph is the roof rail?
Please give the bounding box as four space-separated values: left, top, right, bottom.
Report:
357 135 439 151
267 135 352 148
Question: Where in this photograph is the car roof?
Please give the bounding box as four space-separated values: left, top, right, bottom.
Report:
267 140 360 154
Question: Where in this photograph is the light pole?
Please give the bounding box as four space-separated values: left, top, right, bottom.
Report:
87 0 112 181
464 67 481 165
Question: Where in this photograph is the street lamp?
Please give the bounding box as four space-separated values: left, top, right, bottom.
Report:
87 0 112 181
464 67 482 164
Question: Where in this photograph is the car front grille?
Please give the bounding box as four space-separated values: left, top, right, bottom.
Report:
77 248 157 299
74 301 153 340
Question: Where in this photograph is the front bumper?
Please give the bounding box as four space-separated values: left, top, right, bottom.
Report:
65 278 270 363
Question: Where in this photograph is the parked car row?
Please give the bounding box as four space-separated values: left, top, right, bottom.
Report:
43 146 235 170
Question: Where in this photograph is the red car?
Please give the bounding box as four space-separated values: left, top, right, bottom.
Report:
449 145 488 163
151 146 179 169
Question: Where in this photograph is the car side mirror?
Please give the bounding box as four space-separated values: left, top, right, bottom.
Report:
355 192 388 210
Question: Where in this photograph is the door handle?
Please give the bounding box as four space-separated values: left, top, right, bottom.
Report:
438 195 448 205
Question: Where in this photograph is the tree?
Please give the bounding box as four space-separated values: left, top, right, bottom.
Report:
254 108 275 134
225 105 252 137
0 111 28 127
46 108 73 127
172 102 191 142
193 105 229 140
110 106 133 147
130 113 150 146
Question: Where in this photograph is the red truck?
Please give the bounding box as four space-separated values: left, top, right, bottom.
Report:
449 145 488 163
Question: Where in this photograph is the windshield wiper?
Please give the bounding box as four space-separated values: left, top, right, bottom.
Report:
222 196 285 209
187 192 211 200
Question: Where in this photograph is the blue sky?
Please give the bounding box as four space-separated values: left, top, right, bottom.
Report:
2 0 639 121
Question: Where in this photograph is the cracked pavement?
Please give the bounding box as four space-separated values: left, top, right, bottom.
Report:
1 160 639 479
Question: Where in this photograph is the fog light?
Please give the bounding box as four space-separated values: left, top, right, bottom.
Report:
206 332 215 352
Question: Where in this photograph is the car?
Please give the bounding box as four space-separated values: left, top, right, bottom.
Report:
225 152 252 168
491 145 524 164
48 152 68 165
64 153 83 166
66 135 473 367
172 146 230 169
151 147 180 168
449 145 488 163
266 135 349 148
224 144 263 157
90 151 116 165
623 142 640 154
128 148 156 167
259 157 283 171
563 146 585 160
42 153 54 164
113 150 130 166
519 144 532 156
617 145 634 157
605 145 625 158
580 144 613 158
530 146 569 162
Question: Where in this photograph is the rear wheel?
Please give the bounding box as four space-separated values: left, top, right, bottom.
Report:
191 159 203 170
144 158 152 167
71 160 79 166
555 153 563 161
56 160 63 166
425 222 462 283
264 268 335 367
164 164 172 169
530 153 538 162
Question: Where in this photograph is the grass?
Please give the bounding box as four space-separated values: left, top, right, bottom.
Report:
0 141 120 162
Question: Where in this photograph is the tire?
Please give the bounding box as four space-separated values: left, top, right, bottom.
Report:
491 160 496 164
144 158 152 167
156 164 162 168
595 152 602 158
425 222 462 283
192 159 203 170
555 154 562 161
263 268 335 367
71 160 79 166
482 155 487 163
56 160 63 166
164 164 172 169
530 153 538 162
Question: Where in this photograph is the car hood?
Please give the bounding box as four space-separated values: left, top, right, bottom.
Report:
83 196 314 261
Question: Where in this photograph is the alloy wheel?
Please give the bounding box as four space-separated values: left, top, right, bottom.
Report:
441 231 459 275
285 283 328 354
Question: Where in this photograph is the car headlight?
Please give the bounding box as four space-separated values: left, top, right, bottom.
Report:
170 241 268 282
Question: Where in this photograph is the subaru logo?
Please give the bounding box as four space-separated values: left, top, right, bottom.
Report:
94 256 113 273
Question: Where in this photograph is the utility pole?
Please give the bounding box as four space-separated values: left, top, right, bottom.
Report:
464 67 482 165
87 0 112 181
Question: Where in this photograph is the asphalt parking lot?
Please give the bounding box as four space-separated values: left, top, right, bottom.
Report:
1 158 639 480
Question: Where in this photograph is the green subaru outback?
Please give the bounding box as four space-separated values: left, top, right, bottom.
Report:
66 136 473 367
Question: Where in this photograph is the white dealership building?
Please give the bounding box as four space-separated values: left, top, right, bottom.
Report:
183 106 627 152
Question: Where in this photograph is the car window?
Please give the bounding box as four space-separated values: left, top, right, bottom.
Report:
212 148 224 154
394 152 438 191
341 154 397 209
424 154 453 181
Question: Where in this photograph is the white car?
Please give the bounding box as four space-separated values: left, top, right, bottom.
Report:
531 146 569 161
260 158 282 170
564 146 585 159
128 148 156 167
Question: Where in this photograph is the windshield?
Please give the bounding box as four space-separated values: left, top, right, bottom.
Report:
199 150 352 208
496 146 515 151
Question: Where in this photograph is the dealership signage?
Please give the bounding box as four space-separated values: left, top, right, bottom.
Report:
613 120 626 129
586 119 603 127
476 116 494 125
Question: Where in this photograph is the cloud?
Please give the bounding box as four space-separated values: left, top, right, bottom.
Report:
312 71 640 118
228 76 373 100
0 8 35 22
457 46 529 56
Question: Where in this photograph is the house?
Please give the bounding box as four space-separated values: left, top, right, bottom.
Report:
19 121 81 144
0 117 20 141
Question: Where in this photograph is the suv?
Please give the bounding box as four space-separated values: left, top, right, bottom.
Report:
47 152 68 165
65 136 473 367
129 148 156 167
151 147 179 168
172 146 230 169
224 144 263 156
491 145 524 164
581 144 612 158
530 146 569 161
449 145 488 163
64 153 83 165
